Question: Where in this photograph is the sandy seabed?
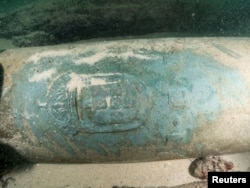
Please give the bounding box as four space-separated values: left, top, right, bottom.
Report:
1 152 249 188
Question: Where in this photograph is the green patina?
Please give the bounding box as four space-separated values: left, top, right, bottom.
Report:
10 49 249 157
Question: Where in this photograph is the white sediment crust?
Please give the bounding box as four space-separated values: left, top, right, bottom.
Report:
26 47 157 66
27 50 73 64
75 51 107 65
66 73 119 94
106 96 111 107
29 68 57 82
74 50 158 65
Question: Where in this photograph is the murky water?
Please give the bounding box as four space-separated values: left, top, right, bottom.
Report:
0 0 250 187
0 0 250 48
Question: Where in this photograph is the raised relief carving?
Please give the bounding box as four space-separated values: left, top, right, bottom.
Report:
46 73 151 133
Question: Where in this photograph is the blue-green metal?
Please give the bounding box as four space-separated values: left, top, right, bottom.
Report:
1 38 250 162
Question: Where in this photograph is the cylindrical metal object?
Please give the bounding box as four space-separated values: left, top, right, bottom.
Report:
1 38 250 163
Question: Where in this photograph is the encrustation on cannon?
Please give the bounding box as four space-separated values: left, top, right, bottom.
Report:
0 37 250 163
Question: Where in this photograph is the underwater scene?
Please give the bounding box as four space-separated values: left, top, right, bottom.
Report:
0 0 250 188
0 0 250 48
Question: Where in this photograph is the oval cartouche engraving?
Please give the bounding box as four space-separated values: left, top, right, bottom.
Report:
47 73 151 133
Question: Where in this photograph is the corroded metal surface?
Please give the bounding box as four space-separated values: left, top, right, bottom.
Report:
1 38 250 163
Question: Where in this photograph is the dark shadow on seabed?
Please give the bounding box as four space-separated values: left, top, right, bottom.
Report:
0 143 33 179
0 144 33 188
0 65 33 185
0 64 3 99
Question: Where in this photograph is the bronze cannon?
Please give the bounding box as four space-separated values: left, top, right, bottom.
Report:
0 38 250 163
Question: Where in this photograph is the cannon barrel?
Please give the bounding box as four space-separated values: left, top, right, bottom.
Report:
0 37 250 163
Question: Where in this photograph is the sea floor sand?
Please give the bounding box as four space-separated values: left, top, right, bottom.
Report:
1 152 249 188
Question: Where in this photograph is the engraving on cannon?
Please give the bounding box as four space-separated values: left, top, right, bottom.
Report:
9 48 250 158
46 73 150 133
